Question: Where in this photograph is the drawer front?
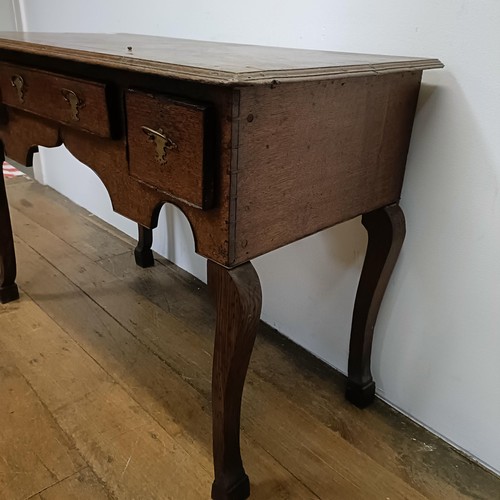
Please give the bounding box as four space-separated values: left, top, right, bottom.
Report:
126 90 214 209
0 63 111 137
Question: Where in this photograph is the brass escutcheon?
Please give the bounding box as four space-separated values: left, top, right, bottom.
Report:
61 88 85 121
11 74 25 103
141 126 177 166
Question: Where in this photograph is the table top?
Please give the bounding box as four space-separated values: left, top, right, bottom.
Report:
0 32 443 85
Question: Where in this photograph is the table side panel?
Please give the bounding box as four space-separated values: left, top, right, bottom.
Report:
231 72 422 265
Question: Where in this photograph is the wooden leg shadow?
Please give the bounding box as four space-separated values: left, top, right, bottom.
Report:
207 260 262 500
134 224 155 268
0 147 20 304
346 203 405 408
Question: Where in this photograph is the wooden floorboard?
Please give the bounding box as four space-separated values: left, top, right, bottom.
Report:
28 468 111 500
2 176 500 499
0 352 88 500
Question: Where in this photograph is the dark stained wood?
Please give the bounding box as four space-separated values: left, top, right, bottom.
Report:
207 260 262 500
0 33 444 497
59 125 232 263
0 32 443 85
0 34 440 268
0 62 111 137
0 142 18 303
0 91 234 265
232 72 420 264
134 224 155 268
346 204 406 408
0 108 60 165
126 89 214 209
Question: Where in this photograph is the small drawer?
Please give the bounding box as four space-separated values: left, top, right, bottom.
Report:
0 63 111 137
126 90 214 209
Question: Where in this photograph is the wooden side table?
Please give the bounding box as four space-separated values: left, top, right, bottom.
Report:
0 32 442 499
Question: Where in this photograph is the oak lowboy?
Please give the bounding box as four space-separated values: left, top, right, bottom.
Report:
0 32 442 499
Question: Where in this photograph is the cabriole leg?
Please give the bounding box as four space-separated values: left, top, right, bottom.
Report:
207 260 262 500
134 224 155 268
0 146 20 304
346 203 405 408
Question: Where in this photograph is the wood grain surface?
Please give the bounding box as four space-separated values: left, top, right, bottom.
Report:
231 71 421 264
0 36 447 498
0 32 443 86
0 84 234 264
0 62 111 137
0 34 441 267
208 261 262 499
126 90 213 209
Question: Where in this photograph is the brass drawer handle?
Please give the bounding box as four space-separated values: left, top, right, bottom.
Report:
61 88 85 121
141 126 177 166
11 74 25 103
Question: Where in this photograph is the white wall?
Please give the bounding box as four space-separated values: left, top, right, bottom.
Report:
16 0 500 474
0 1 18 31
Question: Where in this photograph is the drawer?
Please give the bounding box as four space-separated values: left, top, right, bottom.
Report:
0 63 111 137
126 90 214 209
